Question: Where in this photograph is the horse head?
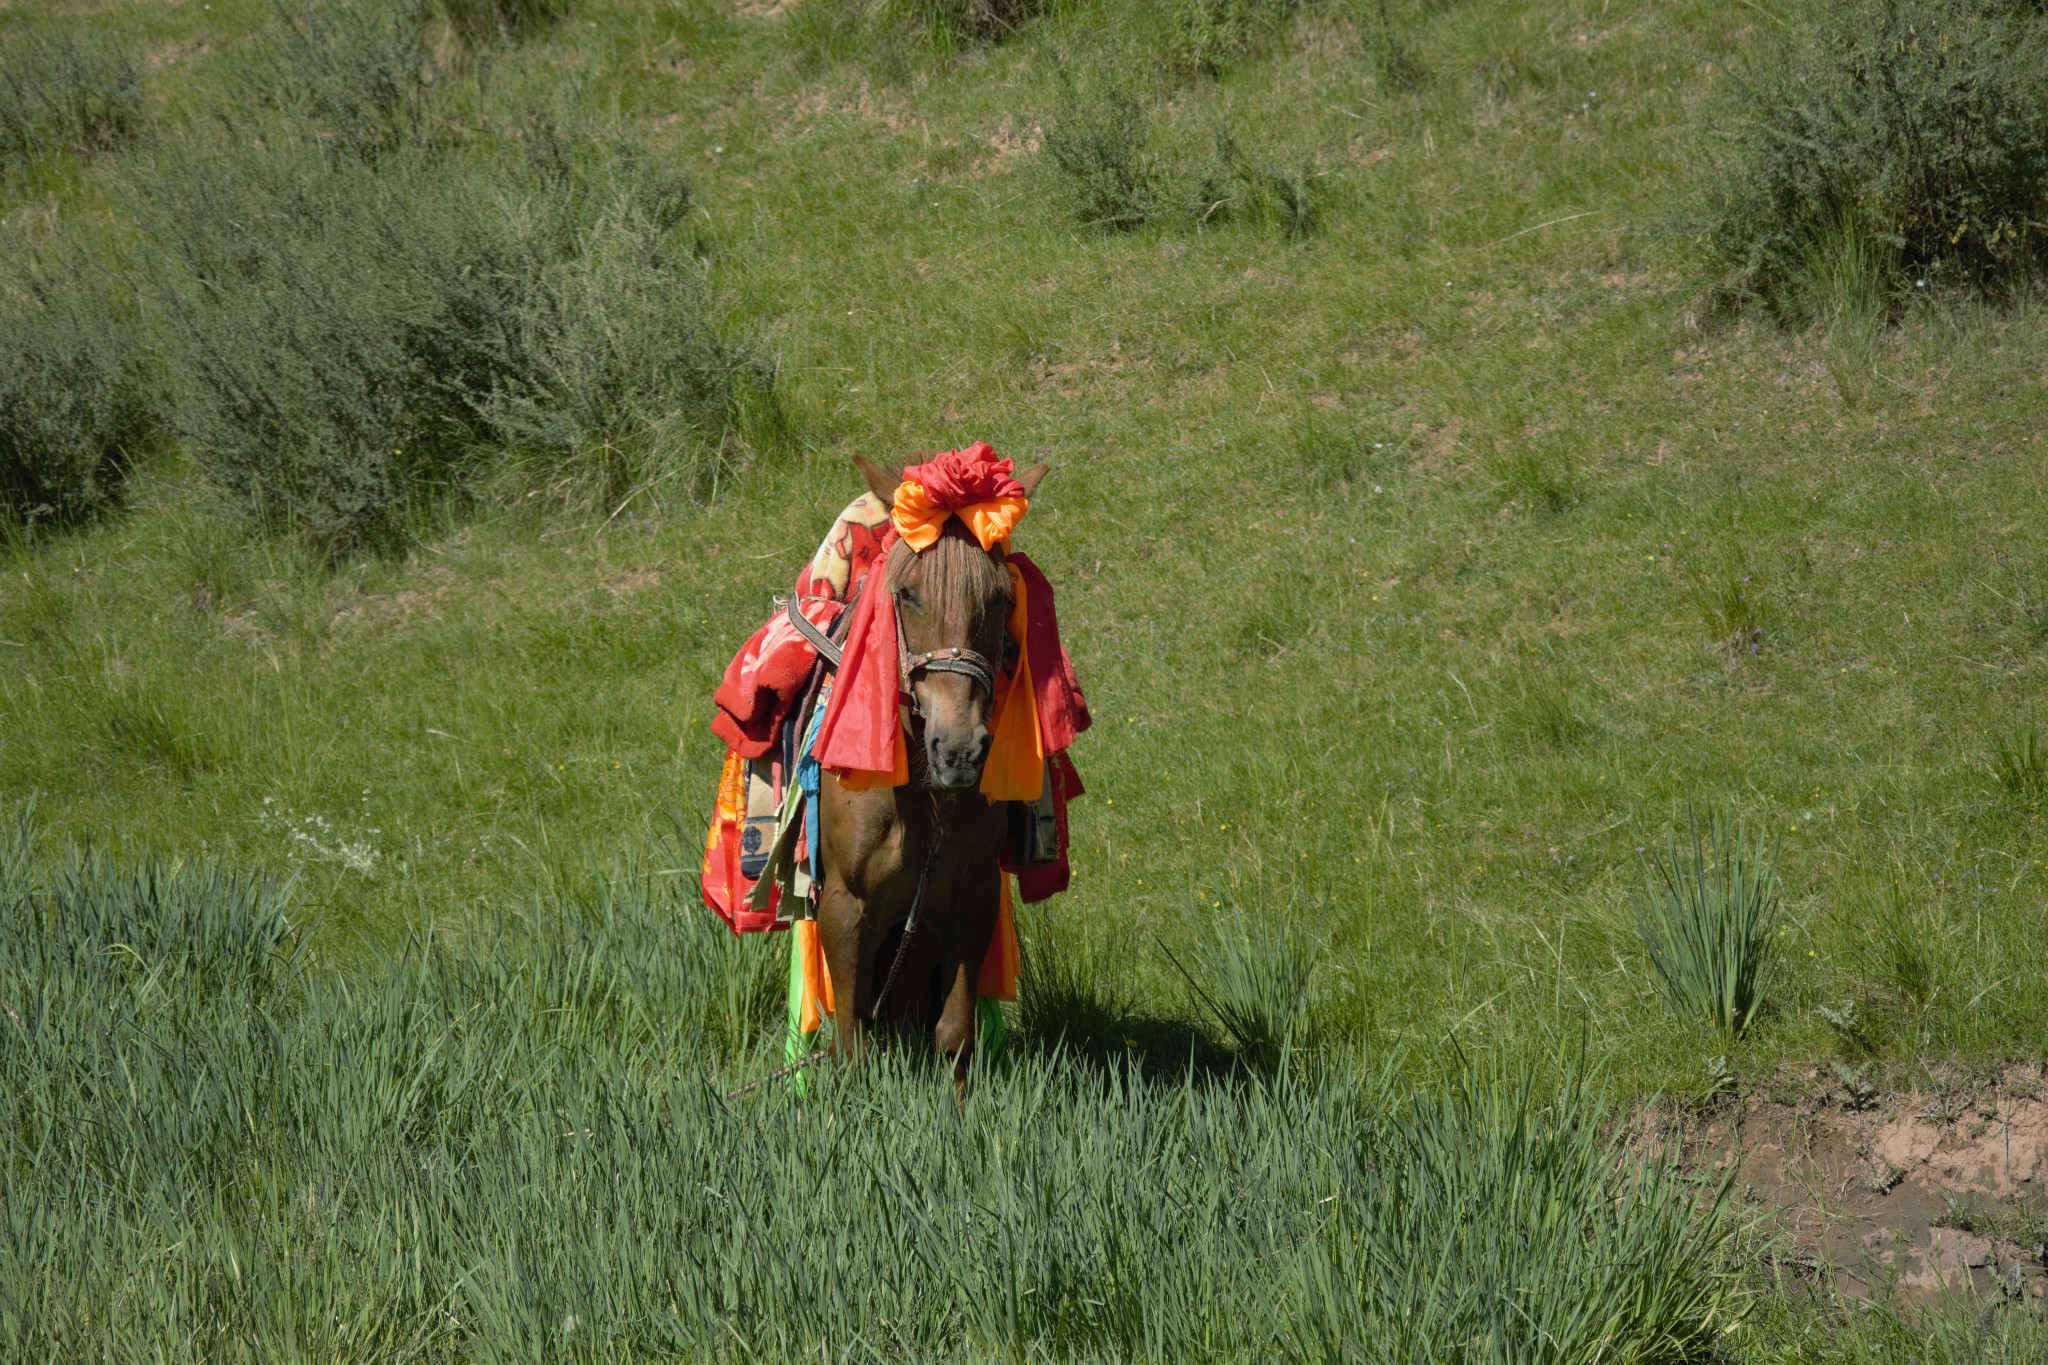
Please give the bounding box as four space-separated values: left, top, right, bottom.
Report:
855 455 1050 792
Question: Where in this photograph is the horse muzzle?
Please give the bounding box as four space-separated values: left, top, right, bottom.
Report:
925 727 991 792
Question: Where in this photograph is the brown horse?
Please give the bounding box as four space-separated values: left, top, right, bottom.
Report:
813 455 1049 1088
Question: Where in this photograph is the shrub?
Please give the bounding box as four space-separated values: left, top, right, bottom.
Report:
0 31 145 176
0 254 163 529
1633 811 1780 1036
233 0 434 158
136 129 775 557
1705 0 2048 316
786 0 1045 65
1045 80 1324 236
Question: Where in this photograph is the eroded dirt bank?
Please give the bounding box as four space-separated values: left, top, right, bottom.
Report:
1665 1064 2048 1305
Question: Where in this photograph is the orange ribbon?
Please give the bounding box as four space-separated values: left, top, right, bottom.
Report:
978 561 1044 801
891 479 1028 553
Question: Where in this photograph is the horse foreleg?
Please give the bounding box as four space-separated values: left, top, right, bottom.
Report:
933 867 1000 1100
818 881 870 1064
933 960 979 1101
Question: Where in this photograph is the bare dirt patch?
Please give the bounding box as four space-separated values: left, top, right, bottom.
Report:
1671 1065 2048 1306
606 567 661 597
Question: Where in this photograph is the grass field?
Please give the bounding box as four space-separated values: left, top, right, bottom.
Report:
5 0 2048 1356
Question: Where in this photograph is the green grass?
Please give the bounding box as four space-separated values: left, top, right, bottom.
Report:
1 816 1758 1362
5 0 2048 1354
1632 811 1780 1037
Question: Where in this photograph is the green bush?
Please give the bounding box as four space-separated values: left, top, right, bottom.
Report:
1705 0 2048 316
0 255 163 529
1044 79 1324 235
0 31 145 176
233 0 434 158
136 128 774 557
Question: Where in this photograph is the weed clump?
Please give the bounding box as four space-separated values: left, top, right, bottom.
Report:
1163 902 1320 1071
787 0 1046 66
1498 444 1577 514
1633 811 1780 1037
1705 0 2048 317
0 254 163 529
1989 725 2048 801
1693 566 1772 652
0 31 145 177
136 129 773 557
1044 80 1324 236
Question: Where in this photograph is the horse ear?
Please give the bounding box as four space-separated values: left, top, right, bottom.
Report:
1015 463 1052 500
853 456 900 505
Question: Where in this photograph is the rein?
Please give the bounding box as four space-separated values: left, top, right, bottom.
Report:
866 808 946 1023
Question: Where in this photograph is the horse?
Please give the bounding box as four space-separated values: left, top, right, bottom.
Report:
811 455 1050 1089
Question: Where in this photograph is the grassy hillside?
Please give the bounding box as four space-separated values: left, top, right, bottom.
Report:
5 0 2048 1354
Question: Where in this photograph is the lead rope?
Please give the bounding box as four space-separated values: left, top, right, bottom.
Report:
867 810 947 1023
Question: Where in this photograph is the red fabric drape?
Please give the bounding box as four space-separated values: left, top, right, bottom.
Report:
810 546 903 781
1008 553 1091 753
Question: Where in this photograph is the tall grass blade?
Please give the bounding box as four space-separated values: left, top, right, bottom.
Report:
1633 810 1780 1036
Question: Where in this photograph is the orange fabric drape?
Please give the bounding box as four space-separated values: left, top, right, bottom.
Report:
796 919 835 1032
978 562 1044 801
892 478 1028 554
976 874 1020 1002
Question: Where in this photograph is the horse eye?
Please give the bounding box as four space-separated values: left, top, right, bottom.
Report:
898 588 919 610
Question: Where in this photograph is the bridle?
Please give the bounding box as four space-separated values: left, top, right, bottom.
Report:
780 579 1007 719
892 588 997 720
